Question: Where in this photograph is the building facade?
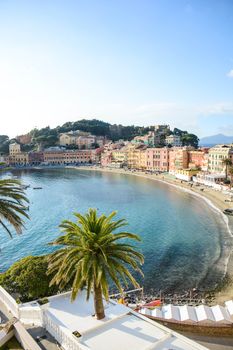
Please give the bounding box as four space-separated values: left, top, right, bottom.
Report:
208 145 233 174
43 149 99 165
146 148 170 172
188 149 209 171
169 147 190 173
9 143 21 155
165 135 182 147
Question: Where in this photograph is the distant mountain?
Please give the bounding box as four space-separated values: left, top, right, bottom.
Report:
200 133 233 146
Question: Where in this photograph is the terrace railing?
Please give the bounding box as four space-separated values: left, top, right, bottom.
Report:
43 311 88 350
0 286 19 318
18 305 43 326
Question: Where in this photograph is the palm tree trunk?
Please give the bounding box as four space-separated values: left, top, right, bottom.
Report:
94 284 105 320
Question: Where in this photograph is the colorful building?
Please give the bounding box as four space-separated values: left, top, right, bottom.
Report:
28 152 44 165
59 130 90 146
8 152 29 166
76 135 96 149
146 148 170 172
112 149 127 164
174 168 200 181
165 135 182 147
43 149 99 165
169 147 190 173
208 144 233 174
9 143 21 155
126 144 147 169
188 149 209 171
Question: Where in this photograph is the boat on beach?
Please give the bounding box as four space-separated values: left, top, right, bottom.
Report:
223 208 233 216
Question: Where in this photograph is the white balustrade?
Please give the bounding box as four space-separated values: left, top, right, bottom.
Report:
18 305 43 326
44 311 87 350
0 286 19 318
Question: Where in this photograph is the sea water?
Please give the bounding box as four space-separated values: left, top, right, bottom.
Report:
0 168 229 292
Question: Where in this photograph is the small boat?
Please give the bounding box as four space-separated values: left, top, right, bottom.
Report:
33 187 42 190
223 208 233 216
21 184 30 189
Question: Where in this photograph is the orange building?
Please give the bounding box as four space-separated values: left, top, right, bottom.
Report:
43 149 99 165
169 147 190 173
188 149 209 171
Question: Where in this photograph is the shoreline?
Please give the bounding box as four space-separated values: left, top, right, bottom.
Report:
74 166 233 303
6 165 233 304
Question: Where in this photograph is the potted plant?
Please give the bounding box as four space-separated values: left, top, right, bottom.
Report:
37 297 50 309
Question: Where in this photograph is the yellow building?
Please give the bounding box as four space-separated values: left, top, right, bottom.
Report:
59 131 91 146
208 144 233 173
8 152 29 166
126 144 147 169
59 133 77 146
175 168 200 181
111 149 127 164
9 143 21 155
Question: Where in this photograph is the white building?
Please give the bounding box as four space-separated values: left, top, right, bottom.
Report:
0 287 208 350
208 144 233 174
165 135 182 147
193 172 226 189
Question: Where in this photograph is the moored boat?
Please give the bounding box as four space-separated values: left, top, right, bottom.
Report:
223 208 233 216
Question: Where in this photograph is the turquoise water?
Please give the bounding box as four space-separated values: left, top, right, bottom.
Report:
0 168 227 292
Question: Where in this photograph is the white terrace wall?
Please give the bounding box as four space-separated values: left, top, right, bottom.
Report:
18 305 43 326
0 286 19 318
44 311 88 350
0 330 14 347
14 321 41 350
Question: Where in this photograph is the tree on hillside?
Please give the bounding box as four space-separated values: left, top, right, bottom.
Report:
47 209 144 320
0 135 10 154
229 166 233 188
173 128 187 136
181 133 199 148
0 255 59 302
0 179 29 238
30 127 58 148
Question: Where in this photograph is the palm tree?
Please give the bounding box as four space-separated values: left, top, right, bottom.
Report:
0 179 29 237
47 209 144 320
228 166 233 189
222 158 232 180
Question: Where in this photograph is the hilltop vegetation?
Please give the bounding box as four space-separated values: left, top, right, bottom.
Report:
0 119 199 153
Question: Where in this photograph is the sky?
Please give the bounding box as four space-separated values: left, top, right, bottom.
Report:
0 0 233 138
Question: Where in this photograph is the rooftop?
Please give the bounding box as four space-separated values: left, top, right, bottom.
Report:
45 290 208 350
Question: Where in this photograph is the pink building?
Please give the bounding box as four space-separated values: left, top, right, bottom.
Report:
146 148 170 172
101 152 112 167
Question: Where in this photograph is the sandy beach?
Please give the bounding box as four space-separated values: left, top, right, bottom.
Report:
75 165 233 304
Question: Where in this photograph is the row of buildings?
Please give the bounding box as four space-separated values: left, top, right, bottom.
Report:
15 124 180 151
3 137 233 188
101 142 233 183
5 143 102 166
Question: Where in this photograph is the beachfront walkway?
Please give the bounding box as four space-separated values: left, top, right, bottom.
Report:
184 332 233 350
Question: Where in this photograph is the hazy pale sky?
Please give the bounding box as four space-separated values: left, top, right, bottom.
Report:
0 0 233 138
